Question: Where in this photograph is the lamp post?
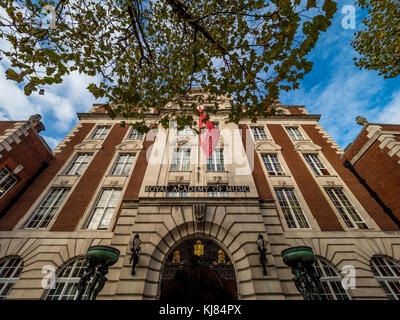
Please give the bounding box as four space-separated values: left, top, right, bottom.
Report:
281 246 325 300
256 234 268 275
76 245 120 300
130 233 142 276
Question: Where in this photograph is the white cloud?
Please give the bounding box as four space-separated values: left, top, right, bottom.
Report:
42 135 60 150
378 91 400 124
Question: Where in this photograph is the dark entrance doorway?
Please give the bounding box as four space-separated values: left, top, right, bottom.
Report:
160 238 237 301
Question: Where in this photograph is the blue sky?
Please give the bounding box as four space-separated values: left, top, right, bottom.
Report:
0 0 399 150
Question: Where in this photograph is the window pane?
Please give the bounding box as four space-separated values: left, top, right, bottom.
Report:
91 126 110 139
46 258 89 300
0 168 17 198
326 188 367 229
170 148 191 171
0 257 23 300
86 189 121 230
275 188 309 229
315 258 350 300
25 189 69 229
371 256 400 300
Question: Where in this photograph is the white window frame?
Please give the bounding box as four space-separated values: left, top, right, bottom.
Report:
45 258 89 300
371 256 400 300
170 148 191 171
64 153 93 176
274 188 310 229
0 168 17 198
251 126 268 140
325 188 368 229
85 188 122 230
24 188 69 229
0 256 23 300
127 128 143 140
208 191 229 197
166 191 189 197
207 149 225 171
286 126 304 141
261 154 285 176
91 126 110 139
315 257 351 300
110 153 135 176
304 154 330 176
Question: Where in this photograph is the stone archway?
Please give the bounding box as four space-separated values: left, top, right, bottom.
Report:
159 238 237 301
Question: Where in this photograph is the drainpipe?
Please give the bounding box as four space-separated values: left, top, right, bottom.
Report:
343 160 400 229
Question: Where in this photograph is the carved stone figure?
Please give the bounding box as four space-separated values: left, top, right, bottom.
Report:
355 116 368 126
193 204 206 234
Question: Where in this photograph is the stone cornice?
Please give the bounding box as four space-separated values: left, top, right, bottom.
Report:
0 121 53 158
122 197 268 209
77 112 321 121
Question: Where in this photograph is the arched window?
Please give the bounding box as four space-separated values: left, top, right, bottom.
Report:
0 256 23 300
314 257 351 300
46 257 88 300
370 255 400 300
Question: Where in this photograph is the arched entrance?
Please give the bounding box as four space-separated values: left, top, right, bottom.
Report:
160 238 237 301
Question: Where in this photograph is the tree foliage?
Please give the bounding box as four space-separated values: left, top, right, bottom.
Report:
352 0 400 79
0 0 337 132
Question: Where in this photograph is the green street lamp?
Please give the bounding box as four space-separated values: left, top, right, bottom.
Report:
281 246 325 300
76 245 120 300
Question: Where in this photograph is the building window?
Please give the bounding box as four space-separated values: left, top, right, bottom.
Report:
46 258 89 300
371 256 400 300
208 191 229 197
207 149 225 171
91 126 110 139
251 127 268 140
127 128 143 140
0 256 23 300
276 109 286 115
25 188 69 229
275 188 309 229
111 154 135 176
286 126 304 140
325 188 368 229
64 153 93 175
0 168 17 198
170 148 191 171
304 154 330 176
314 257 351 300
261 154 284 176
86 189 121 230
167 191 189 197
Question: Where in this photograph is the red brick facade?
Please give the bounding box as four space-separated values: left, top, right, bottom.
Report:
343 124 400 228
0 123 94 230
239 124 273 200
51 124 128 231
0 123 53 216
268 124 343 231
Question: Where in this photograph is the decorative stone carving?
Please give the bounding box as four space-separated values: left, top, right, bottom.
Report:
193 204 206 234
74 141 103 151
255 141 281 152
115 141 141 151
356 116 368 126
213 176 222 183
293 141 321 152
29 114 45 133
